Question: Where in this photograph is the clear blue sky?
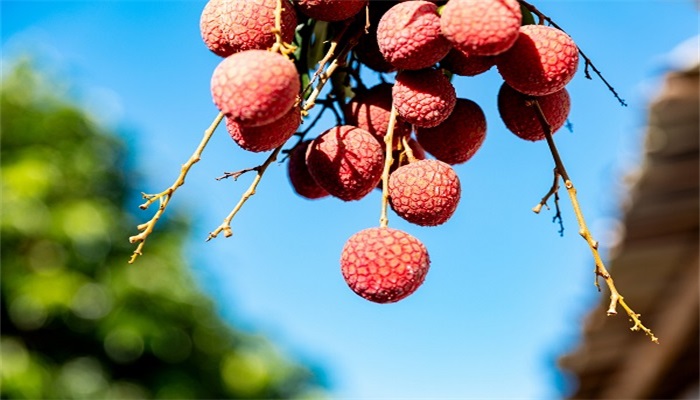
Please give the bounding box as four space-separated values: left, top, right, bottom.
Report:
2 1 698 398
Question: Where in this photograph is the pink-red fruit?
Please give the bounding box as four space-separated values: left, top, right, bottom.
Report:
287 140 329 199
415 98 487 165
497 25 579 96
211 50 299 127
306 125 384 201
296 0 368 21
345 83 412 144
441 0 522 56
341 227 430 304
440 48 496 77
200 0 297 57
393 69 457 128
497 83 571 141
226 106 300 152
376 1 451 70
389 160 461 226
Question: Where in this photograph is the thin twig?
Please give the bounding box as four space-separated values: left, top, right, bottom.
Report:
129 112 225 263
302 23 364 114
207 146 283 240
530 99 658 343
302 20 353 98
532 167 565 236
517 0 627 106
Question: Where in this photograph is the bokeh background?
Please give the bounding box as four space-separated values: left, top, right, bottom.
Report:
2 0 698 398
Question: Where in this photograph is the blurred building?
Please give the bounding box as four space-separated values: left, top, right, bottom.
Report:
559 60 699 398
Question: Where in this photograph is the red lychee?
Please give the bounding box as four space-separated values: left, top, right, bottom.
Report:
287 140 329 200
496 25 579 96
440 48 497 77
376 1 452 70
388 159 461 227
340 227 430 304
200 0 297 57
415 98 487 165
296 0 368 22
211 50 300 127
354 26 396 73
440 0 522 56
393 68 456 128
226 106 300 152
344 83 412 145
497 83 571 141
305 125 384 201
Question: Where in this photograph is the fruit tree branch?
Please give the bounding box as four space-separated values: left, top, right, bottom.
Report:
529 99 658 343
129 112 225 263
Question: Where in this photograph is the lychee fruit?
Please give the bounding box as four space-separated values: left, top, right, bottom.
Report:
211 50 300 127
354 26 396 73
287 140 329 199
389 159 461 227
296 0 368 22
497 83 571 141
440 0 522 56
393 68 456 128
376 1 452 70
344 83 412 145
200 0 297 57
340 227 430 304
415 98 487 165
226 106 300 152
440 48 497 77
496 25 579 96
305 125 384 201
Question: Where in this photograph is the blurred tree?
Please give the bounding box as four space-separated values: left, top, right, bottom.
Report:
0 61 325 399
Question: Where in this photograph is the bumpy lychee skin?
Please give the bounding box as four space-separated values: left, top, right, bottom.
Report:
287 140 329 200
376 1 452 70
306 125 384 201
389 160 461 227
226 106 300 152
415 98 487 165
393 69 457 128
211 50 300 127
376 138 427 190
340 227 430 304
296 0 367 22
440 48 497 77
496 25 579 96
345 83 412 145
441 0 521 56
497 83 571 141
200 0 297 57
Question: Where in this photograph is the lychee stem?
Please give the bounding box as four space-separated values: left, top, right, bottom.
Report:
128 112 225 263
379 105 398 228
207 145 284 241
530 99 658 344
401 135 418 164
270 0 296 57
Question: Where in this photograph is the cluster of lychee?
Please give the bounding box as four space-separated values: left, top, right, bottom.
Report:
201 0 579 304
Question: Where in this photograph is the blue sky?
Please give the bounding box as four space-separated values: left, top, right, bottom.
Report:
2 1 698 398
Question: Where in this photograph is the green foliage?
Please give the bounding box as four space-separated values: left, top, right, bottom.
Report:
0 61 325 399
